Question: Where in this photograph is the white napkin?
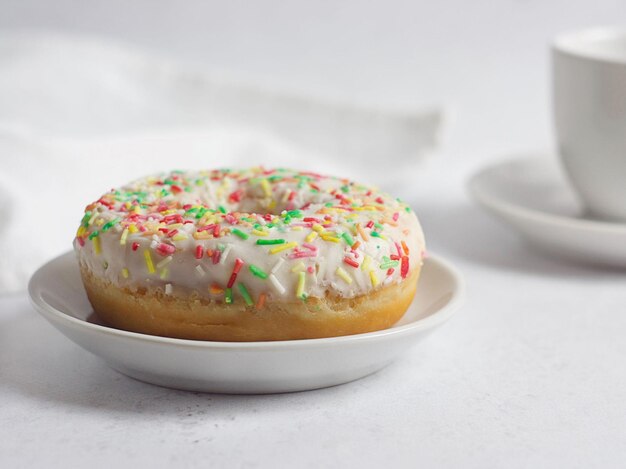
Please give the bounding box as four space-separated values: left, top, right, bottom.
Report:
0 31 443 294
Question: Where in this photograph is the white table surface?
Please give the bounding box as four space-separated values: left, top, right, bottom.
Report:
2 152 626 469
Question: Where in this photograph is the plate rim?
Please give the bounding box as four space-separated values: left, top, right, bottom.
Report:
28 251 464 351
467 155 626 235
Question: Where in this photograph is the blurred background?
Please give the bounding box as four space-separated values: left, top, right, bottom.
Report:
3 0 625 154
1 0 626 292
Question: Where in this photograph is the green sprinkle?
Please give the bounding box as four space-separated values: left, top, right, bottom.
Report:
374 222 384 231
341 185 349 193
217 243 226 251
101 218 120 232
325 202 333 207
341 232 355 246
88 230 99 240
238 283 254 306
231 228 249 240
286 210 303 218
405 206 411 212
371 231 381 238
163 179 175 185
256 239 285 245
225 288 233 304
249 265 268 279
81 211 92 227
380 261 399 269
218 205 227 213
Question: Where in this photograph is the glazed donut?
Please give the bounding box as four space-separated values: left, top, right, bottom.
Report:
74 168 426 341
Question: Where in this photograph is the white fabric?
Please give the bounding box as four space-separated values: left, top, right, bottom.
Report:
0 32 442 294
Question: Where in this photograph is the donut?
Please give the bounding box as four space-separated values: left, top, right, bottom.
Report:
74 168 426 341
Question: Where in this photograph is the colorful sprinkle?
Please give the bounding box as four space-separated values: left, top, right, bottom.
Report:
336 267 352 284
295 271 306 299
231 228 249 240
143 250 155 273
238 283 254 306
269 241 297 254
269 274 286 295
256 238 285 245
249 264 268 279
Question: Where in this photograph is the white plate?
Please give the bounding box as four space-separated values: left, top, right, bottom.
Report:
28 251 463 394
468 155 626 267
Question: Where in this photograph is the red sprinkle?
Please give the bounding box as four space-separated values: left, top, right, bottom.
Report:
343 257 360 268
387 268 395 276
167 229 179 238
132 242 140 251
366 220 374 229
212 249 221 264
195 245 203 259
395 242 403 257
233 258 244 274
227 273 237 288
229 189 244 203
76 237 85 247
392 212 400 222
156 243 176 256
170 185 183 194
401 256 409 278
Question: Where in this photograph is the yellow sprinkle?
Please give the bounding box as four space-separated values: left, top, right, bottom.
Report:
362 255 372 271
143 250 155 274
193 231 211 239
251 229 268 236
95 219 104 226
76 226 86 237
160 268 169 280
122 268 129 279
268 199 277 210
120 228 129 246
305 231 318 243
356 223 369 241
260 178 272 197
336 267 353 284
296 271 306 299
291 261 306 273
172 233 187 241
269 241 297 254
312 224 324 233
369 270 379 287
292 226 303 231
92 236 101 255
321 235 341 243
128 224 138 234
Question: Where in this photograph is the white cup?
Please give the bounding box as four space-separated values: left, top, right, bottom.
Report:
553 27 626 221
